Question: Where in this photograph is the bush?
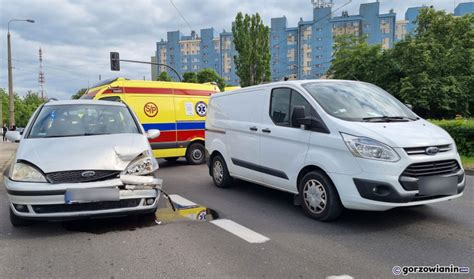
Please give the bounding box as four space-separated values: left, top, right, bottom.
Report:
430 119 474 157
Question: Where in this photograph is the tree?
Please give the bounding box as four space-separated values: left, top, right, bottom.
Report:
393 8 473 118
15 91 45 127
328 8 474 119
157 71 173 82
232 12 271 87
71 88 88 99
196 68 226 91
183 72 198 83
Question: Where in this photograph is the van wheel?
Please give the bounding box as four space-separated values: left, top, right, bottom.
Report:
299 171 343 221
186 142 205 165
211 155 232 188
10 208 33 227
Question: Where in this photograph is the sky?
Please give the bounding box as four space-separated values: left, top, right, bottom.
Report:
0 0 467 99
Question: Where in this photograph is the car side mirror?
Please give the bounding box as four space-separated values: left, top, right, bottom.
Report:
146 129 160 140
6 131 21 142
405 104 413 110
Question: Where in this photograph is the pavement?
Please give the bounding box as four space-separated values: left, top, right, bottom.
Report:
0 145 472 278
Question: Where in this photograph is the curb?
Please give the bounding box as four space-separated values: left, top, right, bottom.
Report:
465 169 474 176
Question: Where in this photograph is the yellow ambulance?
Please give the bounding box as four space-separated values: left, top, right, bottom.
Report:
81 77 220 164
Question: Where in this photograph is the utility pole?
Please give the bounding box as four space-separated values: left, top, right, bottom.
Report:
7 19 35 128
38 47 46 99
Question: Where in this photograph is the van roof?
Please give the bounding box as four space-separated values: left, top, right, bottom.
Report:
88 77 220 92
213 79 362 97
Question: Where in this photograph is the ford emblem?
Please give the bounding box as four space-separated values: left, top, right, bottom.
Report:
81 171 96 178
425 147 439 155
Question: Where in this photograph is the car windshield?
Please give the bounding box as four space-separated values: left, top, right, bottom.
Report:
28 104 140 138
302 82 418 122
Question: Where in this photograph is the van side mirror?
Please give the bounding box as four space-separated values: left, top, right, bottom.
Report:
146 129 160 140
405 104 413 110
291 106 309 127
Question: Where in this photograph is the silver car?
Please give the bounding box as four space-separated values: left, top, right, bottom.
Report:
4 100 162 226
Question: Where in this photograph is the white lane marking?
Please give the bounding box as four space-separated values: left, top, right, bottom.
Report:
210 219 270 244
169 194 197 207
326 275 353 279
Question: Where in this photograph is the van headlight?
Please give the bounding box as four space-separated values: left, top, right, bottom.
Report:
10 162 47 182
123 155 155 176
341 133 400 162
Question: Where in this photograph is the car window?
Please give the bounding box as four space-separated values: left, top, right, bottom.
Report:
28 104 140 138
270 88 312 127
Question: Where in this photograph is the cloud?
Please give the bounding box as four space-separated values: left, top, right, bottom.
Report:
0 0 461 99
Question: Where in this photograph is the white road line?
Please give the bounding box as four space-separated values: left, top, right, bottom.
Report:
169 194 197 207
326 275 353 279
210 219 270 244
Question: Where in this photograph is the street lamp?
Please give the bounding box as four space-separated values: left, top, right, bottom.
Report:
5 19 35 128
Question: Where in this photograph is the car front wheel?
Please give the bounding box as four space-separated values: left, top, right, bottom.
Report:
299 171 343 221
10 208 33 227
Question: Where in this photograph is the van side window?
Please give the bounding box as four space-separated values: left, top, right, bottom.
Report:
270 88 291 125
99 96 122 102
270 88 312 128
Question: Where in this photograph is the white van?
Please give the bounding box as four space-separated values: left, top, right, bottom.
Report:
205 80 465 221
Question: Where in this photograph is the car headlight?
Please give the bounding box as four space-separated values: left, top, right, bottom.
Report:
10 162 47 182
123 155 155 176
341 133 400 162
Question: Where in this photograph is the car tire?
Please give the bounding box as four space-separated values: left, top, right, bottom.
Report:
211 155 232 188
186 142 205 165
164 157 179 162
10 208 33 227
299 171 343 221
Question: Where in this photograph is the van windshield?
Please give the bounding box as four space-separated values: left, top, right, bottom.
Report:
302 82 418 122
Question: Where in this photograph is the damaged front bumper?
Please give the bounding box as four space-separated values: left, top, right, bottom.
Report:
5 174 162 220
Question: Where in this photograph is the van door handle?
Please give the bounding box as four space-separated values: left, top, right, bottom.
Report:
262 128 271 133
249 126 258 131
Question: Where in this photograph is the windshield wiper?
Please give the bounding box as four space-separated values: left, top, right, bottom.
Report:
362 116 417 122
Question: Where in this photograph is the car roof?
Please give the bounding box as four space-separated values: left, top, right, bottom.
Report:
43 99 126 107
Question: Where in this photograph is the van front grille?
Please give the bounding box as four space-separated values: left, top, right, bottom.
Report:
404 144 451 155
401 160 460 177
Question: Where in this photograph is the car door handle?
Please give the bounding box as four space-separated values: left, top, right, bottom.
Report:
262 128 271 133
249 126 258 131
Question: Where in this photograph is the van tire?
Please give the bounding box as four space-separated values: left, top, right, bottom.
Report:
186 142 205 165
299 171 343 221
211 155 232 188
10 208 33 227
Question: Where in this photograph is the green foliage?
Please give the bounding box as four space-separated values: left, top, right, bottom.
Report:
196 68 226 91
156 71 173 82
328 8 474 119
0 88 45 127
232 12 271 87
182 72 198 83
182 69 226 91
71 88 87 99
431 119 474 157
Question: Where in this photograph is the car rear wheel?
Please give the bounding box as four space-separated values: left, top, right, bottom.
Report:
186 142 205 165
10 208 33 227
299 171 343 221
211 155 232 188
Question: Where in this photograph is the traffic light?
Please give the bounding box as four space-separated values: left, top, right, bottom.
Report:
110 52 120 71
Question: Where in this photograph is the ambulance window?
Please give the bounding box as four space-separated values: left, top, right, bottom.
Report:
100 96 122 102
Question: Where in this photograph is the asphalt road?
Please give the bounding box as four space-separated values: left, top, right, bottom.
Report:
0 159 472 278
